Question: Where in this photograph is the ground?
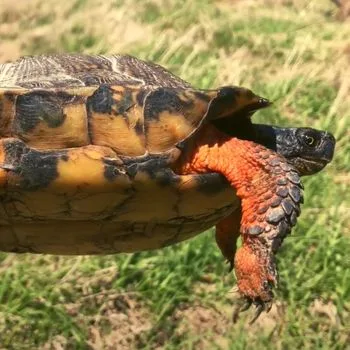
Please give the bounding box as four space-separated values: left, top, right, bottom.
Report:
0 0 349 349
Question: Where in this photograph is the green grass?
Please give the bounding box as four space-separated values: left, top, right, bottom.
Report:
0 0 349 349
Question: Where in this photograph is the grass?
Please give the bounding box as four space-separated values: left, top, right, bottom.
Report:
0 0 349 348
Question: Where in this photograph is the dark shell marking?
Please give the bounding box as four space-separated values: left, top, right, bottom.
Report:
2 139 68 191
103 157 125 182
143 88 193 121
14 91 71 133
87 84 114 114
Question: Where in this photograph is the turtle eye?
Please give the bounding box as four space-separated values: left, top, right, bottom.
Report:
304 135 315 146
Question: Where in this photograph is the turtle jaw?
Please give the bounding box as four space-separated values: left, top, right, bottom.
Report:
287 157 330 176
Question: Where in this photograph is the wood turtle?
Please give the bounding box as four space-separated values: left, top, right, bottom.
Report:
0 54 336 320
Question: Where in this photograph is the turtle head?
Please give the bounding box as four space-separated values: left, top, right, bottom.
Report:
252 124 336 176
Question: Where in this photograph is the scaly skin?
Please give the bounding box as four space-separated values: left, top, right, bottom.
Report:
217 211 276 309
215 209 241 271
174 124 303 312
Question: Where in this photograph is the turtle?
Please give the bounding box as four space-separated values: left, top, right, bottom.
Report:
0 54 335 320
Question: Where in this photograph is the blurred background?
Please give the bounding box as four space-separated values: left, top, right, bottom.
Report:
0 0 349 349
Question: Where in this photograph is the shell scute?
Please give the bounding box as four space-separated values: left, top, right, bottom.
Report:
144 88 216 153
88 85 146 156
0 87 91 149
143 88 189 121
15 90 69 132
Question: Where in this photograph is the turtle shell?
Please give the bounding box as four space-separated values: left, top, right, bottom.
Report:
0 54 269 254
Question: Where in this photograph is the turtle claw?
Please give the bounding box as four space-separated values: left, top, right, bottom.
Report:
240 299 253 312
227 259 234 272
232 296 274 324
264 300 273 313
249 302 265 324
232 297 253 323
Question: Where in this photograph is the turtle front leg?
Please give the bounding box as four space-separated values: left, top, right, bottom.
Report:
174 124 303 317
233 235 277 322
216 209 276 322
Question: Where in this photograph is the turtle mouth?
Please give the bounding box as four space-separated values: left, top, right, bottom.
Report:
287 157 330 176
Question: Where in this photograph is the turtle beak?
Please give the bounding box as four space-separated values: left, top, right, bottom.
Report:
319 131 336 162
